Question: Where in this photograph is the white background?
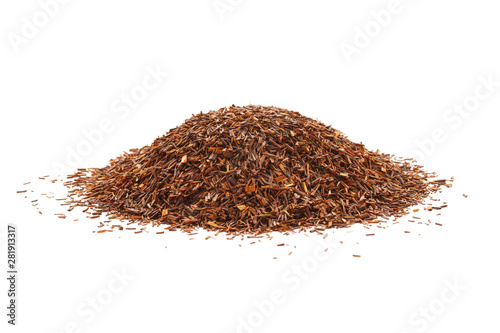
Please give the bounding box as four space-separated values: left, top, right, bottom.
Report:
1 1 499 332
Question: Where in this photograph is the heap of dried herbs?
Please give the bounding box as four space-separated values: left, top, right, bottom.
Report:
64 105 450 235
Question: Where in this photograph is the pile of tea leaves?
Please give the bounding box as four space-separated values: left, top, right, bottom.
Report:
64 105 451 235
